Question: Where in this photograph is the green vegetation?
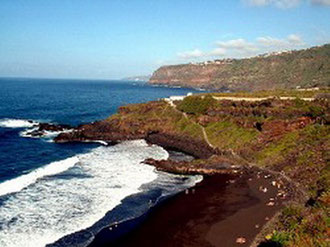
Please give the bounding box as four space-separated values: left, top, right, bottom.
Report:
108 100 205 141
206 88 330 99
205 121 258 150
174 115 204 139
177 95 216 115
255 131 299 167
268 198 329 247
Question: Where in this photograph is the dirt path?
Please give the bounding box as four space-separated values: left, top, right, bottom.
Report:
166 94 315 151
166 100 215 150
201 126 214 149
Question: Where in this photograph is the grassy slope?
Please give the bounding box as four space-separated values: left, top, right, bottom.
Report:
206 88 330 98
107 101 205 141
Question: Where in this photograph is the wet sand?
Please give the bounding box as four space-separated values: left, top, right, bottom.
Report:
89 168 289 247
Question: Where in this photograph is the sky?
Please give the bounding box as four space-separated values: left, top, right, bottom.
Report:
0 0 329 79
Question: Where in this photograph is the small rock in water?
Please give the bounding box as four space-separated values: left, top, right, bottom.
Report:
236 237 247 244
255 224 260 229
266 201 275 206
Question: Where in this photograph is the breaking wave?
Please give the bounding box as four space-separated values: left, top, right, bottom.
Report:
0 140 200 247
0 118 38 128
0 157 79 197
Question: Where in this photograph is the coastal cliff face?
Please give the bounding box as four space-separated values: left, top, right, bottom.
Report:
55 101 218 159
149 44 330 91
55 91 329 187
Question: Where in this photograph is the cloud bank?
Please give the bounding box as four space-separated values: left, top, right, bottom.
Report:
177 34 306 60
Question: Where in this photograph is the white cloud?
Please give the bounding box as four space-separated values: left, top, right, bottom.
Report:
177 34 307 60
257 36 287 46
243 0 301 8
216 38 258 53
177 49 205 59
209 48 227 56
311 0 330 5
257 34 305 48
287 34 304 45
244 0 270 6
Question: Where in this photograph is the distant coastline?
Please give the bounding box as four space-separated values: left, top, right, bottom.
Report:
149 44 330 91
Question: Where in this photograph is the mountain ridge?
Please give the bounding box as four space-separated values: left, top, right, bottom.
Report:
149 44 330 91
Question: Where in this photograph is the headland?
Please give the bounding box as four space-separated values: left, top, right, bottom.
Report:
54 88 329 246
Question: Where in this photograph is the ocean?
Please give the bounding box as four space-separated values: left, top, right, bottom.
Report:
0 78 203 247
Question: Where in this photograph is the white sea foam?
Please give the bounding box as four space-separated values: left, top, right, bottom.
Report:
0 157 79 197
0 140 179 247
19 128 73 139
0 118 73 140
19 127 39 138
0 118 38 128
81 140 109 146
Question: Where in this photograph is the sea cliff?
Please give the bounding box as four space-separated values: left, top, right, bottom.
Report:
149 44 330 91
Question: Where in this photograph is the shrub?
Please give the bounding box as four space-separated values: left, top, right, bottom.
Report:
177 95 216 115
307 105 324 118
270 231 290 246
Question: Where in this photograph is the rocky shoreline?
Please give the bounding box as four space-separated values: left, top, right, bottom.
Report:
55 123 217 158
54 122 244 175
52 91 329 246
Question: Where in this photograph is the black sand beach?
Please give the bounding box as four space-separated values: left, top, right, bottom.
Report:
89 169 289 247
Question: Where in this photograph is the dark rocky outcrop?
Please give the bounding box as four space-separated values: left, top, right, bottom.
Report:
55 120 142 144
143 156 242 175
145 132 217 159
25 123 72 137
55 122 218 159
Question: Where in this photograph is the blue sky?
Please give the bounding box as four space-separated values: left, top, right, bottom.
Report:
0 0 329 79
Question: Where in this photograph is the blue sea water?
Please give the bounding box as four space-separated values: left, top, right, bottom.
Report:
0 78 203 247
